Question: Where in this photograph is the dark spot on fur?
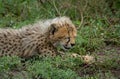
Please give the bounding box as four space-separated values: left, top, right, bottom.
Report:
44 54 47 57
8 53 12 56
44 46 48 49
41 44 45 47
11 52 14 54
1 51 4 54
4 53 8 56
47 52 50 54
40 48 43 50
14 44 17 46
52 50 55 53
40 39 44 41
38 44 41 47
32 44 35 46
4 34 7 38
1 41 4 43
51 53 55 56
7 49 10 51
43 50 47 53
9 42 12 45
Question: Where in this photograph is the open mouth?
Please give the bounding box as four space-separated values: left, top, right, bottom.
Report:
59 44 72 51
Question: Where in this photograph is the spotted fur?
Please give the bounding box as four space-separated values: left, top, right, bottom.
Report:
0 16 77 57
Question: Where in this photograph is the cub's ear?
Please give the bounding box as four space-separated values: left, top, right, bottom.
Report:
50 24 58 35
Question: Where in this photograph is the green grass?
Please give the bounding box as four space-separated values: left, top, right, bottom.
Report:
0 0 120 79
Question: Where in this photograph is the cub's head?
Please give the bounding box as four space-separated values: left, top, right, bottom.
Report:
49 16 77 50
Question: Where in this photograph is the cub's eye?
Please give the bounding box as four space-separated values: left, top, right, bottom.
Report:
65 37 70 40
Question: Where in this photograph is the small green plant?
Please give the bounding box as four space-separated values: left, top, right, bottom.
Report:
0 56 21 78
0 56 21 72
27 56 82 79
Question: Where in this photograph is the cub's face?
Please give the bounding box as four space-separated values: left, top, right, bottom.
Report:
49 23 77 50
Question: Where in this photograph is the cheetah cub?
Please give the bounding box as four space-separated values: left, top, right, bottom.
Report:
0 16 77 57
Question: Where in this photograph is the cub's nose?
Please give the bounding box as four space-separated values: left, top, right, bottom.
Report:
71 43 75 47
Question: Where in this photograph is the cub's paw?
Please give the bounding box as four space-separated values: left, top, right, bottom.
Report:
71 53 95 64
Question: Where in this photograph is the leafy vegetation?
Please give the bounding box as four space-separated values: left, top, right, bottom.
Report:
0 0 120 79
